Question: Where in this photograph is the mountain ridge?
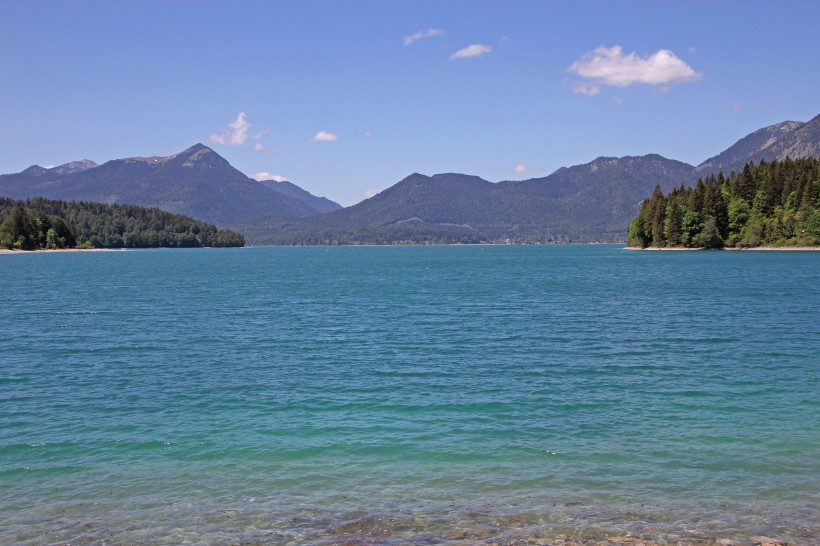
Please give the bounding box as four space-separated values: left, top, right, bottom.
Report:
1 115 818 244
0 144 331 228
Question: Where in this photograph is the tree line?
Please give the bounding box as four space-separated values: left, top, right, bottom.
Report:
0 197 244 250
628 157 820 248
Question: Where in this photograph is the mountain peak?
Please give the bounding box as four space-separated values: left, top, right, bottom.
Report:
696 119 808 174
21 165 49 176
51 159 98 175
172 143 227 169
181 143 213 154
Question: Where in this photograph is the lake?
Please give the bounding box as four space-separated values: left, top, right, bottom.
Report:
1 245 818 545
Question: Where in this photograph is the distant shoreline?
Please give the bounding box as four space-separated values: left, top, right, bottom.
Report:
0 248 121 255
3 245 818 255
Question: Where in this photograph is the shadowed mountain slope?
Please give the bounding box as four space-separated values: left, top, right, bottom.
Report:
259 179 342 214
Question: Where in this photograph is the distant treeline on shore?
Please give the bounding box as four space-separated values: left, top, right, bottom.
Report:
0 197 244 250
628 157 820 249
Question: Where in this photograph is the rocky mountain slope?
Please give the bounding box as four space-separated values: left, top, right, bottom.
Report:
696 114 820 175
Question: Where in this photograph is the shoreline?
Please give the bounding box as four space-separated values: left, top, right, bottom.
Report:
0 247 120 255
625 245 820 251
3 245 818 254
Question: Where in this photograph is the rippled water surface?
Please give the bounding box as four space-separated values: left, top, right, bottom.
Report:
1 245 818 545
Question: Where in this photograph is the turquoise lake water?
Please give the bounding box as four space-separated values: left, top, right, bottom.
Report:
1 245 818 545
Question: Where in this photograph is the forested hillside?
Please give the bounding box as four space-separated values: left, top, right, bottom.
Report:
627 157 820 248
0 197 244 250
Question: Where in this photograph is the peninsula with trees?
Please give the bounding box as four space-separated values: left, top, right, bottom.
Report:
0 197 244 250
627 157 820 249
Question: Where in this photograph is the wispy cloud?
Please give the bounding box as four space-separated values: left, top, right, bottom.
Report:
253 172 288 183
571 81 601 96
209 112 251 145
568 45 702 94
513 164 544 175
450 44 492 60
364 189 381 198
310 130 338 143
254 142 277 153
251 130 277 152
404 28 444 46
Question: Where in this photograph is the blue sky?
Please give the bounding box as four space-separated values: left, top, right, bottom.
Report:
2 1 818 206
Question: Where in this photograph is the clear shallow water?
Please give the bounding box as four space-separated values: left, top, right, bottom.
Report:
1 245 818 545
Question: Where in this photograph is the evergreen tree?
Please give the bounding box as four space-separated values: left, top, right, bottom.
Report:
627 157 820 248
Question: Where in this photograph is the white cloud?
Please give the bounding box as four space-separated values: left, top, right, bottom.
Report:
513 164 544 174
250 130 277 152
254 142 277 153
450 44 492 60
209 112 251 145
364 189 381 198
568 45 702 93
310 130 338 143
404 28 444 46
253 172 288 183
571 81 601 96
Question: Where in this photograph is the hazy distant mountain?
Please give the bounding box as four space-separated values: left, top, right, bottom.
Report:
259 179 342 213
241 155 696 244
696 115 820 176
0 144 321 227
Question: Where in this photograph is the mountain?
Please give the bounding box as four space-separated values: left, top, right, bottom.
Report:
259 179 342 213
50 159 98 175
242 155 697 244
0 144 321 228
3 116 818 245
746 114 820 163
505 154 697 236
247 116 819 245
696 115 820 176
